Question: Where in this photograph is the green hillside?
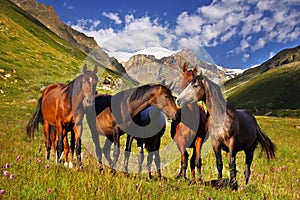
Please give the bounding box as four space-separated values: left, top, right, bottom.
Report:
0 0 135 104
226 62 300 116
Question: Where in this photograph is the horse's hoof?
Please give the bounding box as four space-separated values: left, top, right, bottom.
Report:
68 162 74 168
64 162 68 167
230 179 238 190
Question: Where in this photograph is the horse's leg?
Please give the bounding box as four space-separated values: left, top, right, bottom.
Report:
124 135 134 175
103 137 113 168
244 142 256 185
50 126 57 161
190 147 196 183
137 139 144 174
43 122 51 160
195 137 203 183
228 150 238 190
63 130 70 167
178 150 188 179
68 130 75 168
112 129 120 174
74 123 83 169
213 145 223 182
56 122 64 164
152 138 162 178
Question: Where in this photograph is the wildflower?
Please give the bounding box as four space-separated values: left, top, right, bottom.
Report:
9 174 15 179
3 171 9 176
15 155 20 161
296 179 299 183
239 185 244 190
45 164 50 170
207 197 211 200
37 158 42 163
0 189 5 195
199 188 203 193
47 188 52 194
253 163 256 168
5 163 10 168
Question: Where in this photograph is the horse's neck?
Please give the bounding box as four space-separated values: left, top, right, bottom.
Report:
204 79 227 122
66 80 85 110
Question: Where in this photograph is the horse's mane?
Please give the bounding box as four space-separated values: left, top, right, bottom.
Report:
129 84 166 102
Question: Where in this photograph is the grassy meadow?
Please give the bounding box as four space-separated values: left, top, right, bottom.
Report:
0 102 299 199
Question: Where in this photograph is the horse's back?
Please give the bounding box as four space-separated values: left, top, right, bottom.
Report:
41 83 70 124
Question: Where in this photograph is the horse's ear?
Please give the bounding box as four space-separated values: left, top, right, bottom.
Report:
199 71 204 80
193 66 198 74
93 65 98 74
182 62 187 72
83 64 87 74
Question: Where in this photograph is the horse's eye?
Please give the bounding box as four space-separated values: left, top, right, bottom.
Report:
193 84 199 88
165 95 169 99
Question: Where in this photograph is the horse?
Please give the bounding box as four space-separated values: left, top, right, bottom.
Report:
171 63 208 183
86 84 178 173
176 74 276 190
26 64 98 168
123 106 166 179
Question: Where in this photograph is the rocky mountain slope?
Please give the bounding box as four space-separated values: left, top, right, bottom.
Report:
10 0 126 74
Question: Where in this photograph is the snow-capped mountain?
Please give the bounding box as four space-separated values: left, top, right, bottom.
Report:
106 47 179 63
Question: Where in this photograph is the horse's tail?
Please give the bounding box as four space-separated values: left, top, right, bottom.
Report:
26 97 43 138
256 126 276 160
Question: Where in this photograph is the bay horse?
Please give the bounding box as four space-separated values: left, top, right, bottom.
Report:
124 106 166 178
26 64 98 168
176 74 276 189
171 63 207 183
86 84 178 173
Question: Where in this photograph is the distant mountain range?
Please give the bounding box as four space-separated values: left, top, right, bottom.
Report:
10 0 243 89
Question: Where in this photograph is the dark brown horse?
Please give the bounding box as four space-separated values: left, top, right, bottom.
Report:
86 84 178 172
26 65 98 168
176 74 276 189
171 63 208 183
124 106 166 178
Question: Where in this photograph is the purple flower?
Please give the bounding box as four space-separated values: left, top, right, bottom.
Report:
0 189 5 195
9 174 15 179
45 164 50 170
253 163 256 168
3 171 9 176
5 163 10 168
37 158 42 163
199 188 203 193
207 197 211 200
15 155 20 161
47 188 52 194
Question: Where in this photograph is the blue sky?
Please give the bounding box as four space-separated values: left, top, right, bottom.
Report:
37 0 300 69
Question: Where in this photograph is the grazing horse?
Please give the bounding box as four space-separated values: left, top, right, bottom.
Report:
176 74 276 190
171 63 207 183
124 106 166 178
86 84 178 172
26 64 98 168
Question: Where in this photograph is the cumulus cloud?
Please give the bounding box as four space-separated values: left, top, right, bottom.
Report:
70 0 299 63
102 12 122 24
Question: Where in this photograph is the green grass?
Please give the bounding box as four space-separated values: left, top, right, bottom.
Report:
225 62 300 116
1 110 300 199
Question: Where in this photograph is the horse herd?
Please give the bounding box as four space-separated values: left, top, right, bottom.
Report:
26 63 276 190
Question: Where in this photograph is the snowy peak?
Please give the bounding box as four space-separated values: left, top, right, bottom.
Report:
106 47 178 63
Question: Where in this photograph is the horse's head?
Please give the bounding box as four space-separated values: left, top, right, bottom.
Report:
179 62 198 92
153 85 178 120
176 74 205 107
81 64 98 107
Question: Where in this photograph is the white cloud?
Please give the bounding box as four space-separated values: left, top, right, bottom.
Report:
70 0 300 61
269 51 275 59
102 12 122 24
242 53 250 62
